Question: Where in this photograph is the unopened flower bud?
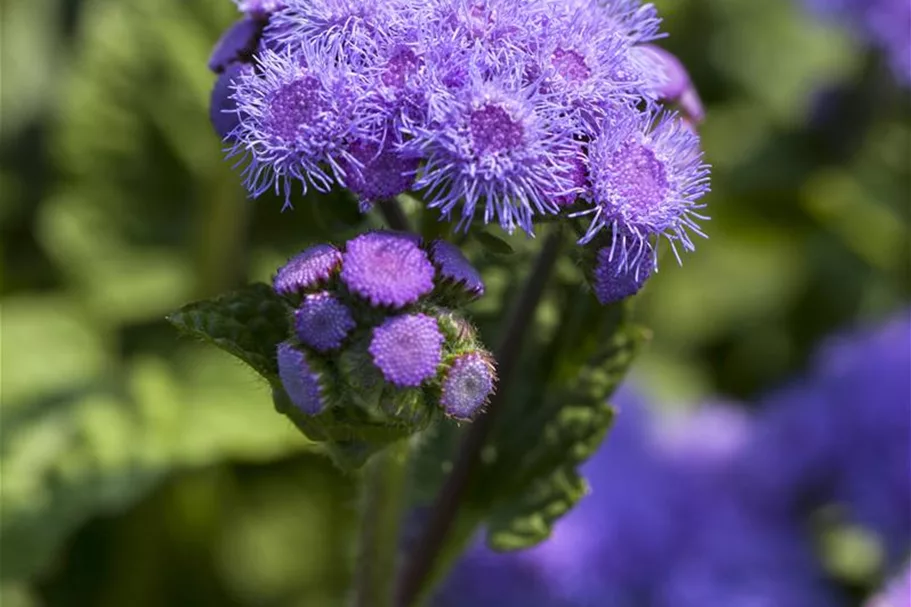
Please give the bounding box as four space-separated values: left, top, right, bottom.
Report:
277 341 327 415
341 232 435 308
430 240 485 298
440 352 496 420
294 292 356 352
637 44 705 124
208 18 262 74
593 244 653 305
369 313 444 387
273 244 343 297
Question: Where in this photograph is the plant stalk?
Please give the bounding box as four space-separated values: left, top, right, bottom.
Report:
395 228 563 606
354 440 411 607
378 199 412 232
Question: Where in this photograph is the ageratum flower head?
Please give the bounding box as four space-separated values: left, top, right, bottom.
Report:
228 46 366 208
271 231 496 447
865 564 910 607
408 67 580 233
579 107 709 269
211 0 710 266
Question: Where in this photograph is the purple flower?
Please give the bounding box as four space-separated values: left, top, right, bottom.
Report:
578 107 710 269
548 148 590 208
736 384 839 516
210 63 249 141
236 0 285 19
812 311 911 564
804 0 911 86
369 313 444 387
437 386 845 607
268 0 402 59
440 352 496 420
529 9 645 123
737 310 911 568
422 0 542 71
567 0 664 46
430 240 485 297
592 240 653 304
228 46 364 207
340 138 420 207
340 231 435 308
635 44 705 124
277 341 326 415
208 18 263 73
273 244 343 296
865 564 911 607
408 68 579 233
294 292 356 352
211 0 710 244
353 36 433 134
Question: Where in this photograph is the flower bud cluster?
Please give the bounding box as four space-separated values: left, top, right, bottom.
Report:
273 231 495 430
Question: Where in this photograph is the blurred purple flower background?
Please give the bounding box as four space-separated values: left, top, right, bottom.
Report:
803 0 911 86
437 309 911 606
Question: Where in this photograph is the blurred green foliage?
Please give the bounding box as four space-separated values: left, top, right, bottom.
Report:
1 0 908 605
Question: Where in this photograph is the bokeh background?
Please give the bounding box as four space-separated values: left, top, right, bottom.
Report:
2 0 908 605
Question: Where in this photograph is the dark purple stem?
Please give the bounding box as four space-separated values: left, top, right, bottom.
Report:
395 229 563 606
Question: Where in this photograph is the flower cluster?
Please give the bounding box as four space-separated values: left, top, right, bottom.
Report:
436 309 911 606
273 231 494 425
804 0 911 86
208 0 711 287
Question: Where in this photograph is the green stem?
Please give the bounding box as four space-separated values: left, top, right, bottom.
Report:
353 440 411 607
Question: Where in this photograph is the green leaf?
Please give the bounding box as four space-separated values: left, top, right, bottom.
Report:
473 231 515 256
167 283 290 382
272 379 436 472
0 348 308 583
410 301 643 569
487 467 588 551
477 317 641 551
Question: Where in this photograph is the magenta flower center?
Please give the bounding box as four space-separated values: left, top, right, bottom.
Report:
610 141 669 212
552 48 591 83
469 104 524 155
268 77 324 140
